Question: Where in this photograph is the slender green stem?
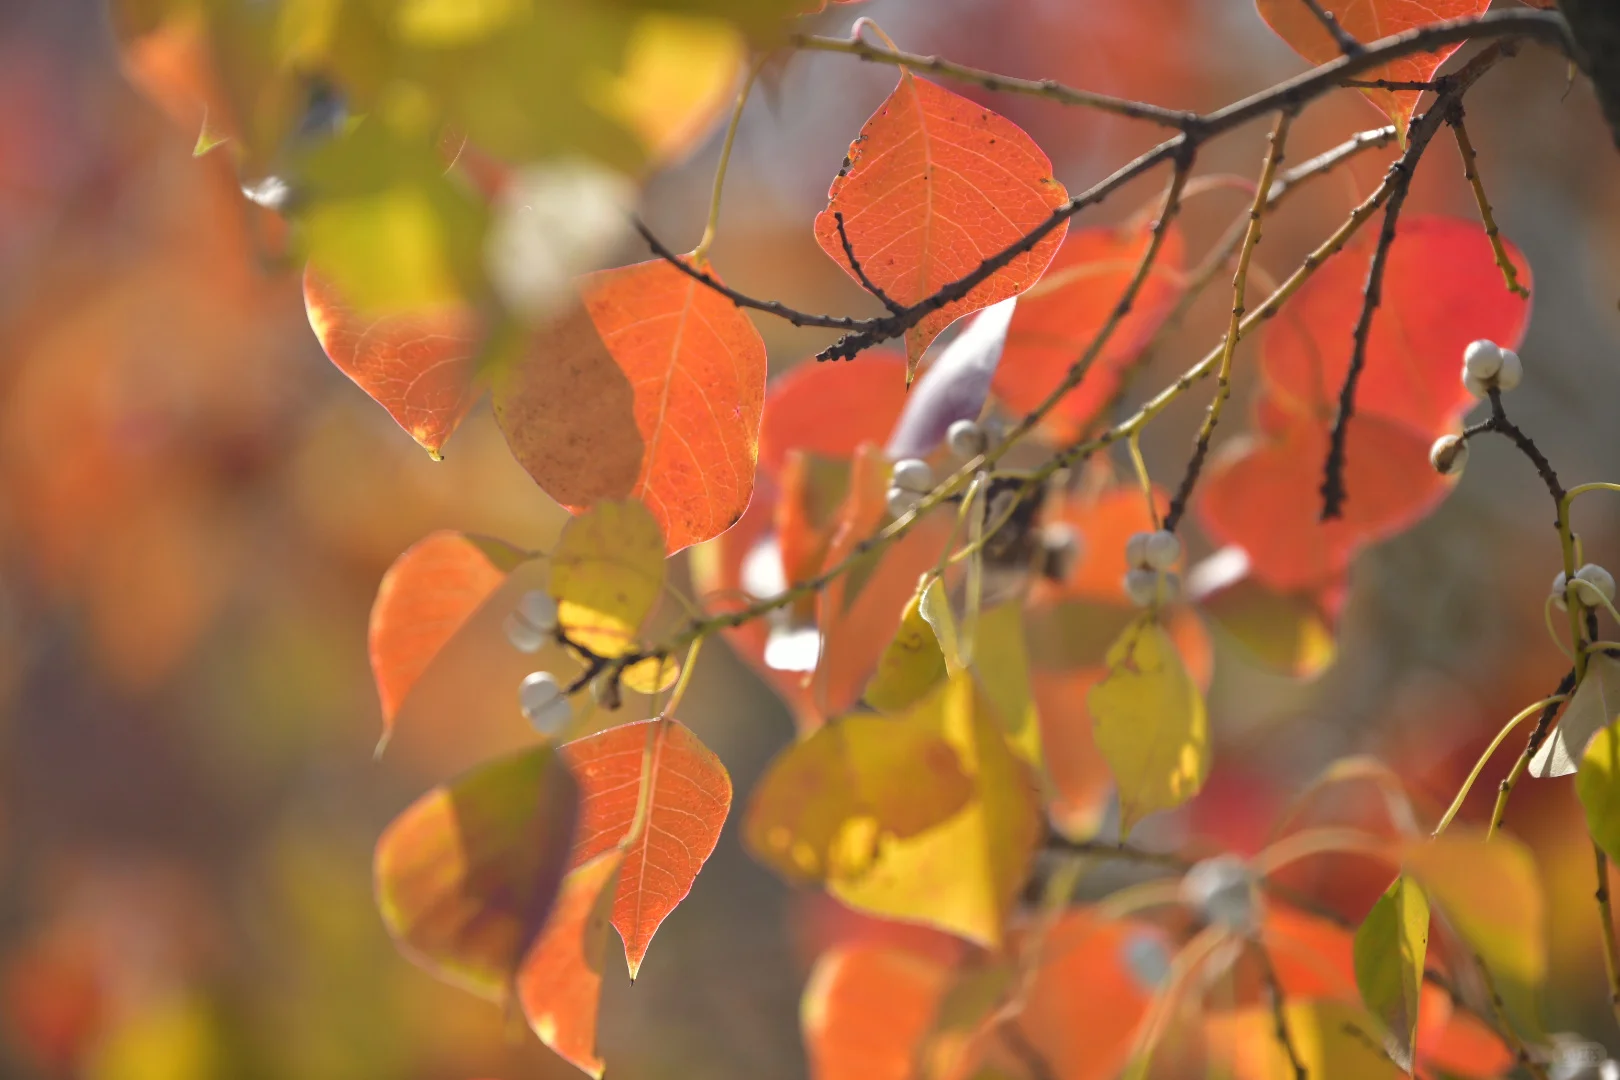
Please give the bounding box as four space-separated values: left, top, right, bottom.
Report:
1433 694 1567 837
692 55 766 265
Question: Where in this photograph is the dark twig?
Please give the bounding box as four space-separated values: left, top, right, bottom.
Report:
1253 942 1309 1080
1460 388 1566 505
833 211 903 314
1317 58 1499 519
1300 0 1364 55
1342 78 1436 91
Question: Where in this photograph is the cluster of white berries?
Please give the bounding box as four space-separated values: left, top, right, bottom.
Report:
1462 338 1522 398
502 590 574 735
503 589 559 653
1553 563 1617 612
1123 528 1181 607
886 457 935 518
1179 854 1259 932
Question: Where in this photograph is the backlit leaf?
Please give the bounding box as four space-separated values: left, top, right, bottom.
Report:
1254 0 1491 133
1531 652 1620 778
745 711 975 883
1186 547 1337 679
1578 720 1620 865
374 745 580 1002
369 531 530 744
303 270 483 457
514 849 624 1080
1262 217 1531 435
1089 616 1209 835
498 256 767 554
827 674 1042 946
969 601 1042 766
1354 874 1430 1071
863 577 950 715
561 719 731 979
991 221 1185 439
802 945 955 1080
1206 999 1403 1080
549 499 666 658
589 14 745 164
757 352 911 480
1403 833 1545 1027
814 73 1070 375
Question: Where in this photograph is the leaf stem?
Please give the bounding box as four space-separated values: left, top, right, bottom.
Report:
1432 693 1568 837
692 55 766 266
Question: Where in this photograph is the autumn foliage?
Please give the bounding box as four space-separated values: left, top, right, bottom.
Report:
73 0 1620 1078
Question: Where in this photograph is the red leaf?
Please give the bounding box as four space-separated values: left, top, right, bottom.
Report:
758 353 912 480
802 945 956 1080
560 718 732 979
1260 216 1531 435
814 73 1070 374
992 222 1185 439
1195 405 1452 591
369 531 529 747
304 270 483 457
1254 0 1491 131
373 746 580 1003
496 257 767 554
514 849 624 1080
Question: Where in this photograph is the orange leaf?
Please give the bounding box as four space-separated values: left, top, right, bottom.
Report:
814 73 1070 374
1195 405 1452 592
560 718 732 979
304 270 484 458
497 258 767 554
374 746 580 1003
992 222 1184 440
758 353 912 480
1254 0 1491 132
802 944 956 1080
369 531 529 747
1261 216 1531 435
515 849 625 1080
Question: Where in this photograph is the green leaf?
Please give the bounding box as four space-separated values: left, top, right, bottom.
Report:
1532 652 1620 777
863 576 949 714
1578 720 1620 864
549 499 667 658
374 745 580 1003
1088 616 1210 836
1403 832 1545 1034
1354 874 1430 1072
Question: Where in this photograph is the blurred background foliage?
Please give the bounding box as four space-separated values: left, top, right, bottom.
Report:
2 0 1620 1077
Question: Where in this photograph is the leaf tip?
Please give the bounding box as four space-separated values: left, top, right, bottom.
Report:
373 729 393 761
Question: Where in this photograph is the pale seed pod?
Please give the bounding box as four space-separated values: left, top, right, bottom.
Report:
1142 530 1181 571
519 671 572 735
503 611 548 653
1429 434 1469 477
1576 563 1616 605
946 418 988 459
1463 339 1503 381
886 485 924 519
517 589 559 634
1553 570 1570 612
1494 348 1523 391
891 458 934 494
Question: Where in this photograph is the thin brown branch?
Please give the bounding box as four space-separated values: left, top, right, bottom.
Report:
1460 389 1565 505
1343 78 1437 90
1300 0 1364 54
792 31 1197 129
1448 105 1531 299
1253 943 1309 1080
1165 111 1294 532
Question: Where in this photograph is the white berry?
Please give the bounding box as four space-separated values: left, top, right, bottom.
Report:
503 611 548 653
1180 855 1258 932
1429 434 1469 477
519 671 571 735
1143 530 1181 571
1494 348 1523 391
1125 532 1149 569
517 590 559 634
886 485 924 519
1553 570 1570 612
891 458 934 494
1577 563 1616 605
1463 339 1503 381
1463 370 1490 398
1038 522 1081 583
947 419 988 459
1123 568 1179 607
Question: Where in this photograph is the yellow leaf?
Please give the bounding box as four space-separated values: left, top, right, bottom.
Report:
621 655 680 695
918 576 962 673
1089 617 1209 836
829 674 1041 947
1579 720 1620 864
588 13 745 164
1354 874 1429 1071
550 499 666 657
1403 832 1545 1032
863 575 948 714
1206 999 1403 1080
970 602 1042 767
